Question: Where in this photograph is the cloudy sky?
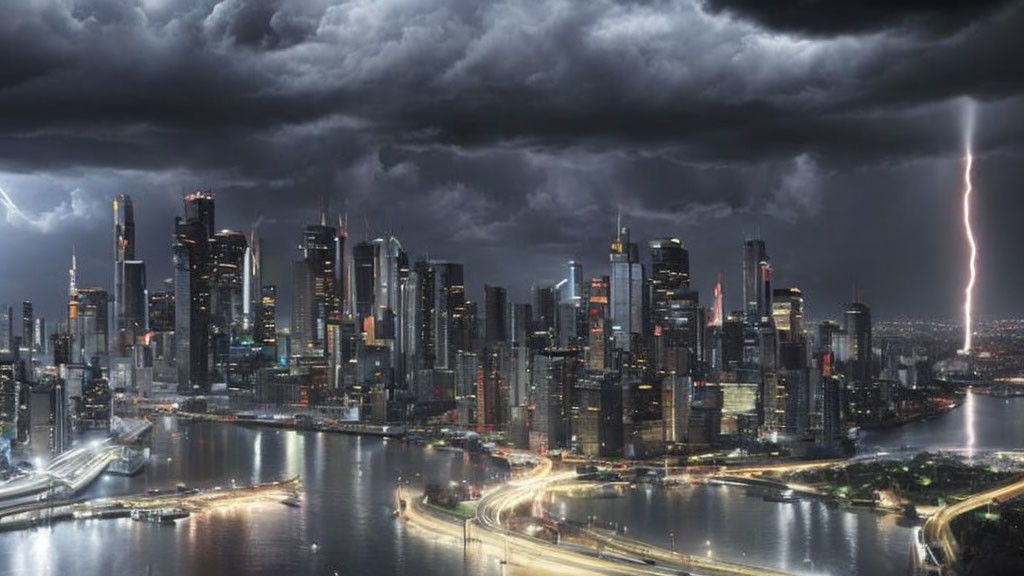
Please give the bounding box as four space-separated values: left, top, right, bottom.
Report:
2 0 1023 327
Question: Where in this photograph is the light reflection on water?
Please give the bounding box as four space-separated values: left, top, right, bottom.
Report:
0 394 1018 576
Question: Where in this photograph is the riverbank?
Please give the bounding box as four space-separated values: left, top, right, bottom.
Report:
0 476 302 533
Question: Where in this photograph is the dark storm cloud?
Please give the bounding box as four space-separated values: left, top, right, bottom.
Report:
1 0 1024 323
701 0 1017 37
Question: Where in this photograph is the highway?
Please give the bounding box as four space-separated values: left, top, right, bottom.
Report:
0 441 121 501
0 477 302 529
404 455 799 576
923 474 1024 571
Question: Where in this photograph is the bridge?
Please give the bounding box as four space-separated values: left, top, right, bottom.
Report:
403 455 798 576
922 475 1024 574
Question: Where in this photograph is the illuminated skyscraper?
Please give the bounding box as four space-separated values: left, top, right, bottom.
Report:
844 301 872 384
742 238 767 322
609 225 644 353
174 191 215 393
586 277 609 370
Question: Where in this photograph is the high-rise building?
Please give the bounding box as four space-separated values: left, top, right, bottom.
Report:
210 230 247 376
432 261 466 370
742 238 768 322
21 301 33 353
0 304 12 352
294 211 341 355
483 285 508 347
609 225 644 352
532 284 557 334
530 349 580 452
259 285 277 353
565 261 583 304
586 277 609 370
113 194 136 355
648 238 701 375
174 191 215 393
844 301 872 384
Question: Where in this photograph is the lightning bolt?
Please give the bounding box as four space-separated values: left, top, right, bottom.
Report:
961 151 976 353
960 99 977 355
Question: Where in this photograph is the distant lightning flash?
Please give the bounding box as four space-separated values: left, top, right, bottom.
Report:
962 152 976 352
961 100 977 354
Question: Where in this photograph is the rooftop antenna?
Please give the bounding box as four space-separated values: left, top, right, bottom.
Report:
319 192 328 227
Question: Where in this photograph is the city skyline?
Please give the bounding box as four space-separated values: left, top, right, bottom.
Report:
3 3 1024 576
2 1 1024 324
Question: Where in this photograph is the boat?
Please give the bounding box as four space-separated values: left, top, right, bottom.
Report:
763 490 801 503
281 496 302 508
131 508 190 524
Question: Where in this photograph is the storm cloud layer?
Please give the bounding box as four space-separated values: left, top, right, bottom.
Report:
2 0 1024 325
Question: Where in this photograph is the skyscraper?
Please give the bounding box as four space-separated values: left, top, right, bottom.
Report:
609 225 644 352
21 301 33 352
174 191 215 393
844 300 872 384
586 277 609 370
113 194 135 355
483 284 508 347
742 238 767 322
294 211 340 355
431 261 466 370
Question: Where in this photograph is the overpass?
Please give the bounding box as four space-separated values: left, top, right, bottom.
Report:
923 475 1024 573
403 456 798 576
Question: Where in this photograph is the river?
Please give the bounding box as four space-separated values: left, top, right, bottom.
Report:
0 392 1014 576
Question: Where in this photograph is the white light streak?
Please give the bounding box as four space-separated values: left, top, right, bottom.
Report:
961 151 976 353
961 99 977 354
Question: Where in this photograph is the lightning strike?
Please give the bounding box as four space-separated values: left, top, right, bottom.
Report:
961 100 977 354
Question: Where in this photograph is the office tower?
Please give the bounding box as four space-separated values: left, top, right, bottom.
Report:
532 284 557 334
409 261 435 374
844 300 872 384
431 261 466 371
353 241 376 322
117 260 147 354
113 194 138 355
508 303 531 409
483 285 508 347
609 225 644 352
337 214 350 315
477 346 507 429
721 313 744 370
21 302 33 352
454 350 478 420
259 286 277 353
586 277 609 370
742 238 767 322
0 304 11 352
71 288 109 364
149 289 175 333
710 274 724 328
598 371 624 457
33 318 45 355
80 361 111 430
565 261 583 304
569 371 602 456
293 207 341 355
773 287 808 369
648 238 701 375
529 349 579 452
208 229 247 379
174 191 215 393
242 228 262 335
0 360 21 443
